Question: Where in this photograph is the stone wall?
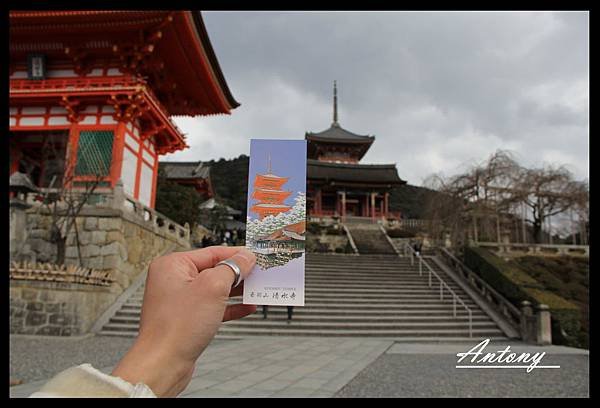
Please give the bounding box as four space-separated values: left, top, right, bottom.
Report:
10 184 191 336
10 280 114 336
24 206 189 294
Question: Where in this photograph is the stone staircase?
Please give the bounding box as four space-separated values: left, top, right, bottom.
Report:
344 224 397 255
98 253 509 341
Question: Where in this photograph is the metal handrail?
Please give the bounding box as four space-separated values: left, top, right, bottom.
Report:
402 242 472 337
436 247 522 328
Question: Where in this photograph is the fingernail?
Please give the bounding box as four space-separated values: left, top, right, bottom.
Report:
235 248 256 265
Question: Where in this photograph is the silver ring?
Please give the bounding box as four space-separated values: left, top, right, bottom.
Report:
216 259 242 288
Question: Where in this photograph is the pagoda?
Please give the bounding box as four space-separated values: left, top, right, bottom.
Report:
9 11 238 209
306 82 406 220
250 155 292 220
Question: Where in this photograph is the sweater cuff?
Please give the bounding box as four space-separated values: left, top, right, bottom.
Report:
29 364 156 398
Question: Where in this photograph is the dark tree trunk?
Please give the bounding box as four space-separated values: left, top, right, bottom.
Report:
532 219 543 244
50 225 66 265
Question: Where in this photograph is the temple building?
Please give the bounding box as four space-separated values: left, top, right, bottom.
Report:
306 82 406 219
9 11 238 209
159 161 214 200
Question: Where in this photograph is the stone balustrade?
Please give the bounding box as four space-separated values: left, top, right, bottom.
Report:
121 195 190 244
471 241 589 257
436 247 552 345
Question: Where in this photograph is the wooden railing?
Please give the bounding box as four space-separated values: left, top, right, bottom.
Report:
10 75 144 92
10 261 115 286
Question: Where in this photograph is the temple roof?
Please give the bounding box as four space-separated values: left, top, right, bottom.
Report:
306 124 375 144
9 11 239 116
305 82 375 160
307 159 406 186
199 197 241 216
159 161 210 179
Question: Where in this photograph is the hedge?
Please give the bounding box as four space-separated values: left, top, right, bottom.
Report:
386 228 417 238
463 246 581 346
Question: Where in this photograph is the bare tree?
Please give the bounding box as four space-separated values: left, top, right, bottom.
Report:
422 150 588 247
35 136 105 265
514 166 588 244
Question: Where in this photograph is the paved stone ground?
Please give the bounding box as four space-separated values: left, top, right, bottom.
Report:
10 336 589 398
336 343 589 397
10 336 392 398
10 334 136 384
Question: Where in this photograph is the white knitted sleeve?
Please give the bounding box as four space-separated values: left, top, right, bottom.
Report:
29 364 156 398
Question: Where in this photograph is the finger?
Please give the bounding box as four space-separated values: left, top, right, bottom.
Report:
223 303 257 322
195 249 256 295
228 281 245 298
180 246 249 272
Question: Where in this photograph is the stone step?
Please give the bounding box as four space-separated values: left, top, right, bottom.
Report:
129 287 466 298
302 278 461 285
305 270 451 276
214 335 509 342
114 309 487 318
302 279 464 287
251 288 470 295
129 291 472 302
283 294 475 302
128 296 473 306
100 251 506 341
306 264 411 270
98 330 507 341
101 323 502 337
214 328 505 337
220 321 495 330
109 314 493 325
98 330 138 338
121 302 479 311
292 297 476 304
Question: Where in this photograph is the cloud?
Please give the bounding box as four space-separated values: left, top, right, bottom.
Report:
167 11 589 184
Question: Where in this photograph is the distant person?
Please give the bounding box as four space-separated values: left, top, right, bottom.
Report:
413 240 422 257
262 305 294 322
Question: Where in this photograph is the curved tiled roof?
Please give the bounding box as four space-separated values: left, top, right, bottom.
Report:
159 161 210 179
307 159 405 185
306 124 374 143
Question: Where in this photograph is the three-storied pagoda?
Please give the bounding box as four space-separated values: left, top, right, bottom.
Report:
250 156 292 220
306 82 406 220
9 11 238 208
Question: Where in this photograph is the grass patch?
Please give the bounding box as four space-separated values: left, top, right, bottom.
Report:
464 247 586 348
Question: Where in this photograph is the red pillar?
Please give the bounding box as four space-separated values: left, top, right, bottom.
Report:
64 124 80 188
316 188 322 215
384 191 389 218
110 121 126 188
371 192 376 219
150 146 159 209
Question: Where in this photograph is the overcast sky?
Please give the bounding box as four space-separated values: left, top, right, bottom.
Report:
165 11 589 187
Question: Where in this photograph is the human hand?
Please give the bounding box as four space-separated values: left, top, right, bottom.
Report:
111 246 257 397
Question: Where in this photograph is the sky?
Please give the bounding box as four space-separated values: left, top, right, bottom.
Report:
164 11 589 187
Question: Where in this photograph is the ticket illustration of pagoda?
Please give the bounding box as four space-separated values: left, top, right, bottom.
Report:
247 152 306 270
